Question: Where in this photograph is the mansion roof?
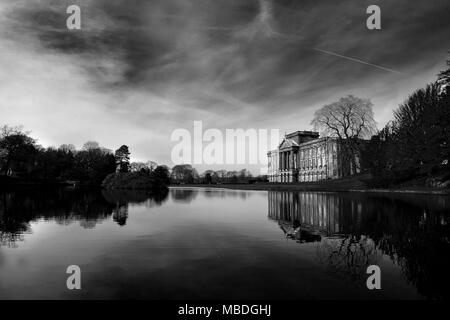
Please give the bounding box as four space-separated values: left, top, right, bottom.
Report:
278 138 299 150
268 134 335 155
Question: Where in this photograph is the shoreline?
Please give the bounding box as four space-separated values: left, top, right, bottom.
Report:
1 181 448 196
171 183 450 195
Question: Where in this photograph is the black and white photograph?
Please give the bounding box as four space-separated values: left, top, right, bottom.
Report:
0 0 449 313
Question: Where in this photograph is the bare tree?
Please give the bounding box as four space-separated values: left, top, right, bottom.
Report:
59 144 76 153
130 162 147 173
311 95 377 173
145 161 158 171
130 161 157 173
82 141 100 151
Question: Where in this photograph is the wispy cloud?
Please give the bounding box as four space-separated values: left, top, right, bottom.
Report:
0 0 449 172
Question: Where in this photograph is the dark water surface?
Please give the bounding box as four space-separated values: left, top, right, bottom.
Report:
0 187 449 300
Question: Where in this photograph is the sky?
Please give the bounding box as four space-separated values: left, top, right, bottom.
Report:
0 0 449 174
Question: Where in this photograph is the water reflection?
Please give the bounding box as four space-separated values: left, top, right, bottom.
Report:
0 188 168 246
169 187 253 202
170 188 199 203
268 191 450 299
1 187 449 300
102 189 169 226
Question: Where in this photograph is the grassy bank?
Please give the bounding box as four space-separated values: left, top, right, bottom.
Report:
173 174 450 195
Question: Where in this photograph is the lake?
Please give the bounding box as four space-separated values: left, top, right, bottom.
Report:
0 187 449 299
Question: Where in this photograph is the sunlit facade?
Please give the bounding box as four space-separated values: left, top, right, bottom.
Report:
267 131 358 183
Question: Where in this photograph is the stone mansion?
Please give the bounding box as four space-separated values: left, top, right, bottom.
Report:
267 131 359 183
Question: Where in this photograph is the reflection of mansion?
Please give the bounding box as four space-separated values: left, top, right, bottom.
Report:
268 191 356 237
267 131 359 183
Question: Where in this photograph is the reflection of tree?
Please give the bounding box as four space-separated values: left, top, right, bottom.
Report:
0 193 29 247
170 188 199 203
377 214 450 300
202 189 250 200
102 188 169 226
0 189 115 243
268 190 450 298
102 188 168 205
0 188 171 246
0 226 27 248
102 188 168 210
316 235 380 285
113 204 128 226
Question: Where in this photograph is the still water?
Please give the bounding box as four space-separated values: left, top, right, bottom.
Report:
0 187 449 300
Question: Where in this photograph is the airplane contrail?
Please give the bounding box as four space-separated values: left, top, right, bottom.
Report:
313 48 404 75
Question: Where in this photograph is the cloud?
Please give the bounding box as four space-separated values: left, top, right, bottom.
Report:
0 0 449 173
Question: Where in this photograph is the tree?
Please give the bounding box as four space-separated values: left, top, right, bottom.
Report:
239 168 252 178
171 164 195 183
226 171 239 183
59 144 76 153
130 161 158 173
145 161 158 171
130 162 148 173
361 122 397 186
74 147 115 184
204 172 212 184
437 58 450 165
362 78 449 186
216 170 227 180
0 126 36 176
32 147 76 181
438 58 450 94
311 95 377 175
152 166 170 186
393 83 445 171
203 170 219 184
115 145 130 173
82 141 100 151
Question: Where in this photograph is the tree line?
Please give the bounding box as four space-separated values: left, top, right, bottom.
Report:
0 131 171 187
170 164 263 184
311 58 449 187
0 130 116 185
0 128 259 186
362 59 450 187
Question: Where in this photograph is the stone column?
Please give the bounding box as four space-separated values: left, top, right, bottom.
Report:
279 152 283 171
284 152 287 170
290 151 295 170
294 152 297 169
281 152 284 170
286 152 289 170
287 152 290 170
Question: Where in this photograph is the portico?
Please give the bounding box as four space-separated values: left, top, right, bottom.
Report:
277 138 299 183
